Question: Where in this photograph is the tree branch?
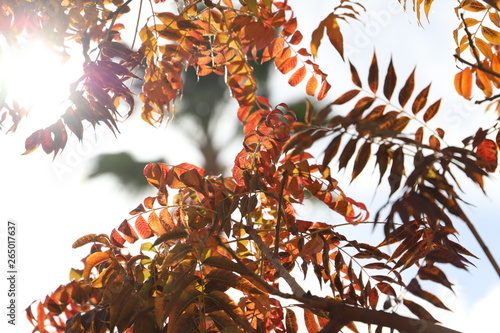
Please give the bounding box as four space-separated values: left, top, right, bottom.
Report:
244 225 307 297
303 296 462 333
220 232 463 333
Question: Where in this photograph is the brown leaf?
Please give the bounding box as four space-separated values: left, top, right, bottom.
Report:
352 141 372 181
286 308 298 333
398 68 416 107
407 279 450 310
300 236 324 257
403 299 439 323
418 265 453 290
332 89 360 105
415 126 424 143
323 135 342 167
311 20 326 58
375 144 390 184
429 135 440 150
339 138 358 171
383 58 397 100
412 84 431 115
350 62 362 87
423 99 441 122
317 80 332 101
388 147 404 195
368 52 379 93
325 15 344 59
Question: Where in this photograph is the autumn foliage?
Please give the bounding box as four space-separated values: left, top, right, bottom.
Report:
2 0 500 332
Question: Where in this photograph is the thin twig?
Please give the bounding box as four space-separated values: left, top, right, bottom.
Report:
454 54 500 80
274 170 288 258
245 225 307 298
460 13 482 65
462 216 500 278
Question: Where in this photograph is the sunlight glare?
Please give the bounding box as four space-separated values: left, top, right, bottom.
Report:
0 38 82 128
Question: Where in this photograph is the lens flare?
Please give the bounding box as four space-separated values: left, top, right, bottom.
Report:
0 38 82 128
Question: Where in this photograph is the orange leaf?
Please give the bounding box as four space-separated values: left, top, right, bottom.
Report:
288 66 307 86
304 309 319 333
429 135 440 150
149 211 168 236
83 252 111 281
306 75 318 96
455 67 473 99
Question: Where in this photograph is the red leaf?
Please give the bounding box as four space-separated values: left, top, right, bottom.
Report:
118 220 139 243
476 139 498 172
368 287 379 309
135 215 153 239
289 30 303 45
23 129 44 155
110 229 126 247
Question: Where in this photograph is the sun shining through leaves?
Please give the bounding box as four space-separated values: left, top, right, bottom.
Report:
0 38 82 131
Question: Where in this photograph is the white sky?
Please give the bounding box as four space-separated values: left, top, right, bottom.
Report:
0 0 499 332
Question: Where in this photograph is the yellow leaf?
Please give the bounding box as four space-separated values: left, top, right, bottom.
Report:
481 26 500 45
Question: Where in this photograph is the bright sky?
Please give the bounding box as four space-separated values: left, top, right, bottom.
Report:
0 0 499 332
